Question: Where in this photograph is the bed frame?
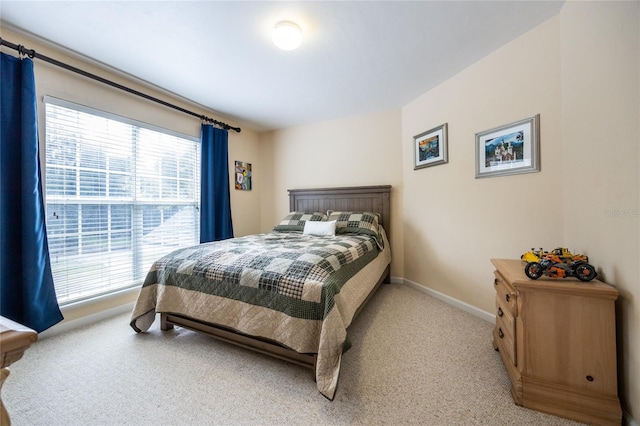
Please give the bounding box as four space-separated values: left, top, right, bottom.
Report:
160 185 392 371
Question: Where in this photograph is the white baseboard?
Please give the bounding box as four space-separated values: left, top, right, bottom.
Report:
39 302 135 340
624 410 639 426
400 278 495 324
396 277 638 426
389 275 403 285
33 274 640 426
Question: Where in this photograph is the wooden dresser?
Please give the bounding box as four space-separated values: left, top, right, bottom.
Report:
491 258 622 425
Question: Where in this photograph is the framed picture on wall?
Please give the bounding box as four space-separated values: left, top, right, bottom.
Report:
475 114 540 178
414 123 448 169
235 161 252 190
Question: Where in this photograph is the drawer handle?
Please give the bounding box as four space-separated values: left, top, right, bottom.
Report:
505 294 510 302
586 375 594 382
498 328 504 339
498 307 504 317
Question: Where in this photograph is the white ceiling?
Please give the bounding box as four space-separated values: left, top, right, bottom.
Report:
1 1 564 132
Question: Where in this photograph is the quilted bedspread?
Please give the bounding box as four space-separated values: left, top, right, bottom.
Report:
130 230 390 400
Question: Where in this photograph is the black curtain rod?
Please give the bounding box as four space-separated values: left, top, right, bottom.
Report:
0 38 241 133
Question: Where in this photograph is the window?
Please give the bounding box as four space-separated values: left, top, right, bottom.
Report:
44 97 200 305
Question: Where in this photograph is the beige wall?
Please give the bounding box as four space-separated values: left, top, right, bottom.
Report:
559 1 639 420
263 2 639 420
2 28 262 324
5 1 639 420
401 2 639 420
259 110 404 277
402 17 563 312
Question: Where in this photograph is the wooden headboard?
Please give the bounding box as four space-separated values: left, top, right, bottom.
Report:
288 185 391 235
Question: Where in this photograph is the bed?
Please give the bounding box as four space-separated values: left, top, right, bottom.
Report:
130 185 391 400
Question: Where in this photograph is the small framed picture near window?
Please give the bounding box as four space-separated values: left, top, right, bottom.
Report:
414 123 448 169
235 161 252 190
475 114 540 179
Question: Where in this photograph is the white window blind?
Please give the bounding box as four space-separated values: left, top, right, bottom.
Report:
44 97 200 305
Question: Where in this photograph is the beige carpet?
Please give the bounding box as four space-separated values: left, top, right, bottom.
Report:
4 283 581 425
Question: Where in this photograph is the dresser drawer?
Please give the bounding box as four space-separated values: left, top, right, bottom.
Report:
495 297 516 366
493 271 517 317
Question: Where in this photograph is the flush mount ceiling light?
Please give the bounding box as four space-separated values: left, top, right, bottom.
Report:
272 21 303 51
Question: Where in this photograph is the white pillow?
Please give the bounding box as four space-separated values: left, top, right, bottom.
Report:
303 220 336 236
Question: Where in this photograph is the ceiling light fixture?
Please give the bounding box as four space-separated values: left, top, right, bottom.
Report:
272 21 303 51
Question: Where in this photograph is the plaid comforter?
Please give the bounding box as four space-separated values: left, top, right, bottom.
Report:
130 231 390 400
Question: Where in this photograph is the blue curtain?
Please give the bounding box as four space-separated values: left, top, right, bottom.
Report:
0 53 63 332
200 124 233 243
